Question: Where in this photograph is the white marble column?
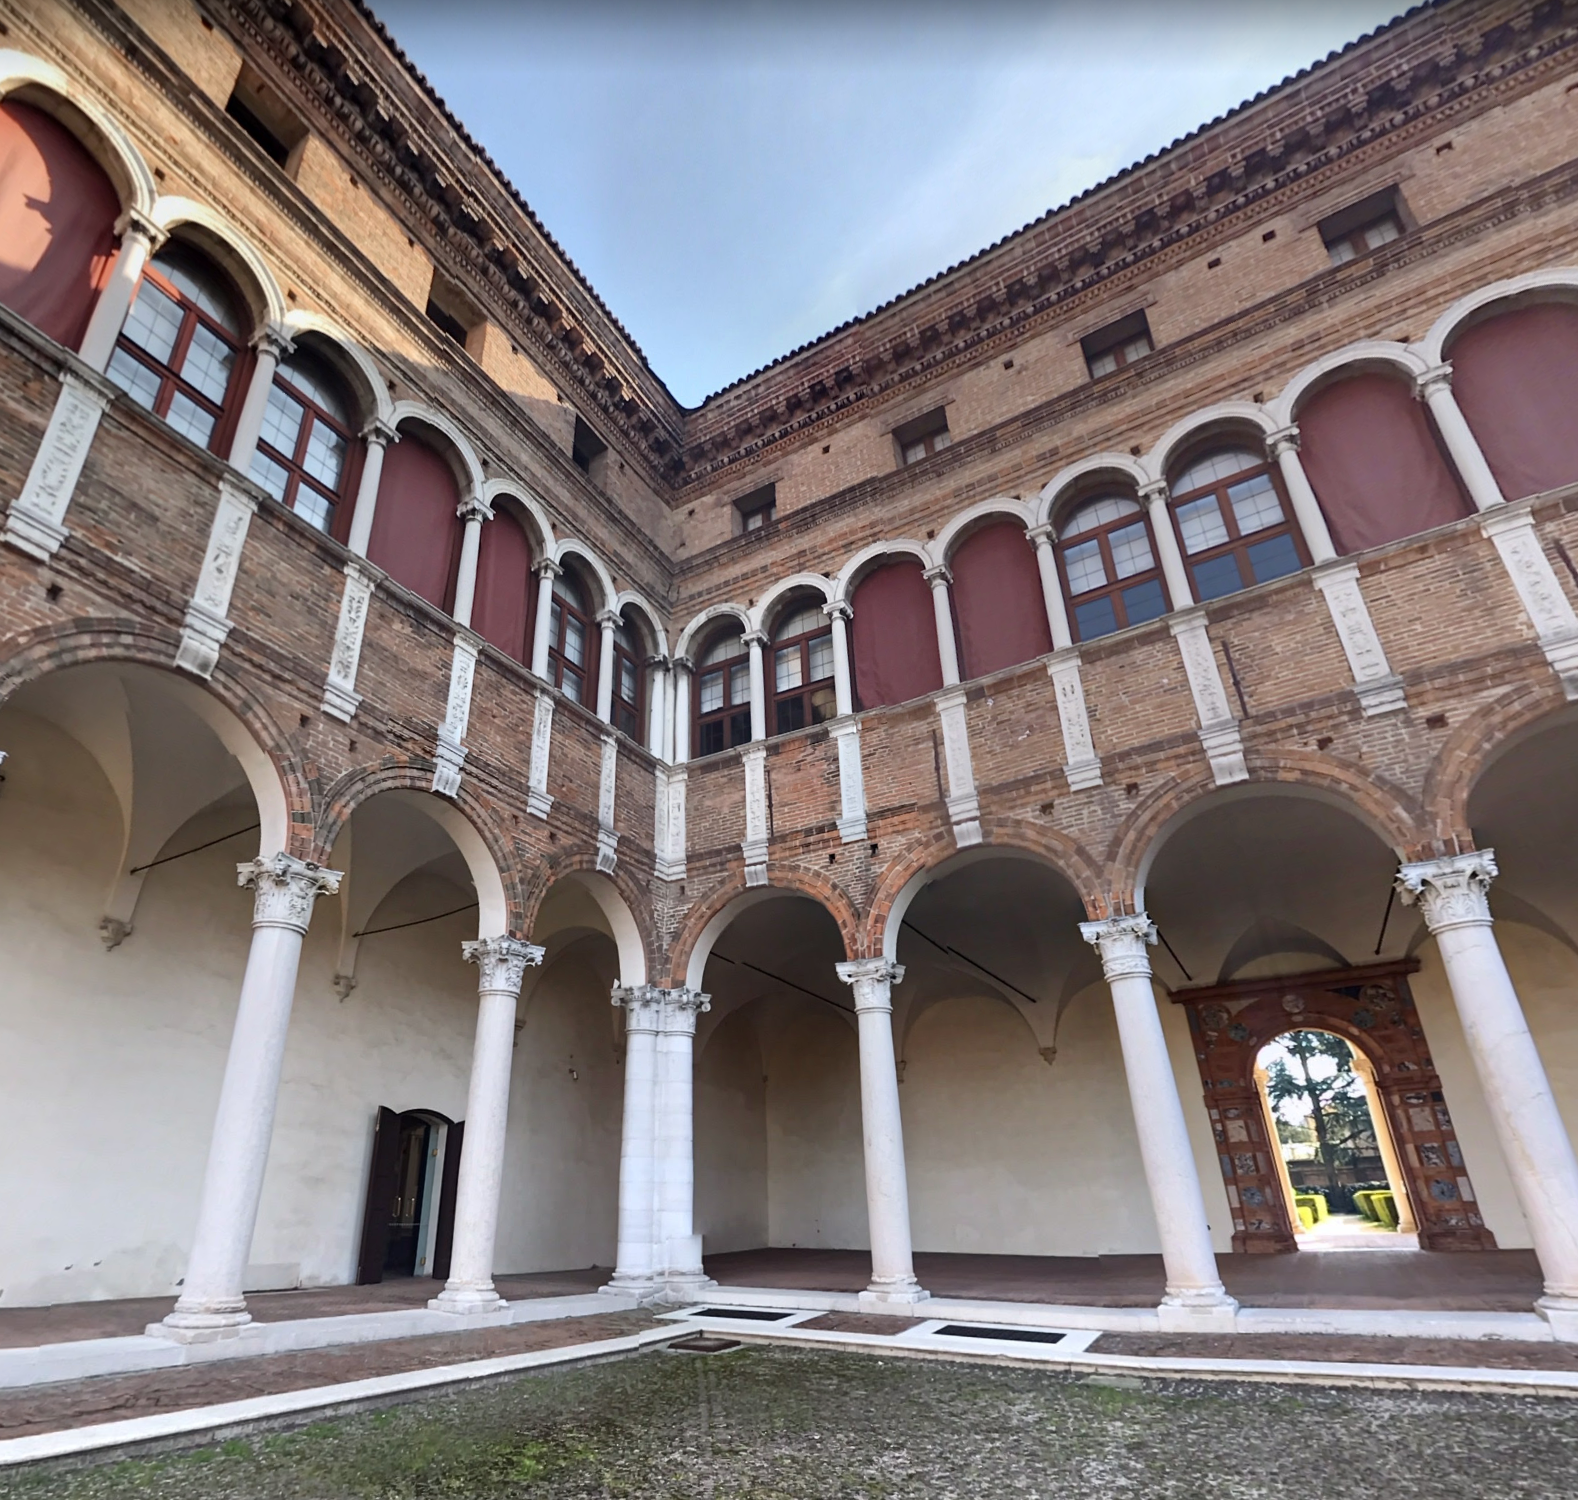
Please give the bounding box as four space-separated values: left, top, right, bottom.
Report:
744 630 768 740
1417 365 1505 513
158 854 341 1340
1266 426 1337 564
344 420 399 559
824 601 855 716
595 610 618 723
606 984 664 1293
228 327 293 474
1080 915 1237 1330
529 559 561 679
654 987 713 1295
78 209 164 373
1140 481 1194 611
836 959 928 1304
430 936 544 1315
449 496 492 630
1027 523 1075 651
672 658 693 764
1397 852 1578 1336
923 565 962 685
647 657 670 757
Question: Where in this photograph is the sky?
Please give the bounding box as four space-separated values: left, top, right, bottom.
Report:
374 1 1410 406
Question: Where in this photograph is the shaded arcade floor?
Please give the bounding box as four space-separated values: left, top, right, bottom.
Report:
703 1246 1546 1311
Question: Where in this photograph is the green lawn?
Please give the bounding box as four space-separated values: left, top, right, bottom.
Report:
4 1346 1573 1499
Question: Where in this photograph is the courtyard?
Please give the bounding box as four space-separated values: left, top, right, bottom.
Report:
2 1345 1573 1500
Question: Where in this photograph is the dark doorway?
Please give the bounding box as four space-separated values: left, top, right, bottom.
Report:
357 1107 462 1284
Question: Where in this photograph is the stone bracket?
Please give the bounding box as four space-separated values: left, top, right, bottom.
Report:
1170 611 1247 786
1312 561 1406 717
830 718 868 842
2 371 112 561
527 689 555 819
1048 652 1103 791
653 764 687 882
1481 505 1578 700
935 688 982 846
432 634 479 798
596 733 619 873
176 478 258 679
741 744 769 885
322 562 376 722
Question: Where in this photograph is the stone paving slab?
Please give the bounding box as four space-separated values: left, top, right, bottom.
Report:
0 1312 659 1441
795 1312 925 1336
1092 1331 1578 1370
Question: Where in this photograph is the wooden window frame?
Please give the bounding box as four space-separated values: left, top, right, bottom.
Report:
253 353 357 535
1168 454 1309 603
611 620 645 741
770 608 836 736
733 482 777 535
110 253 245 454
547 571 597 707
1054 497 1169 643
893 408 951 467
1082 309 1154 380
694 636 752 759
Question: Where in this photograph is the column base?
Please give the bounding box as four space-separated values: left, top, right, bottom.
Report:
151 1305 254 1343
428 1282 509 1317
1536 1295 1578 1343
860 1277 931 1309
1157 1293 1239 1334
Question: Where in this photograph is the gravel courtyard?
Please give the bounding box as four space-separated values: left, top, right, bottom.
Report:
3 1345 1574 1499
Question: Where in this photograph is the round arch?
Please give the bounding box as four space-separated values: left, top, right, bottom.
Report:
279 310 393 429
149 195 287 329
1143 400 1278 484
675 602 751 661
1420 267 1578 368
611 590 668 658
550 539 617 613
1035 453 1150 528
749 573 833 635
932 498 1034 565
831 539 932 605
521 855 655 986
1268 340 1429 426
0 50 156 216
387 400 485 501
315 762 515 938
671 871 860 992
480 479 554 555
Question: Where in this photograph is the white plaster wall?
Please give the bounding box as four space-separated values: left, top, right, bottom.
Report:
765 1008 868 1249
695 1009 768 1252
494 941 623 1273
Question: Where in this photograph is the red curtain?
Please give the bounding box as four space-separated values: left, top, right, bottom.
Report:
1449 303 1578 502
366 435 462 612
950 520 1051 679
851 559 943 710
0 100 119 351
1297 373 1469 555
472 505 536 663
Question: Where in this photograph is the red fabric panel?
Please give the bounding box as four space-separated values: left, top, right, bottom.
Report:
851 559 943 710
1297 373 1469 555
0 101 118 350
366 435 462 611
1449 303 1578 502
472 506 535 662
950 521 1051 679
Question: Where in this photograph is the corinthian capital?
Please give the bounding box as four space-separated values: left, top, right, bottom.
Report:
462 935 545 994
660 986 712 1035
1079 913 1157 981
611 982 665 1032
1396 850 1497 934
238 854 342 933
835 958 905 1012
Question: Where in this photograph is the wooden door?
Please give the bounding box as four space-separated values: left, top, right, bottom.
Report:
430 1119 464 1281
356 1106 401 1285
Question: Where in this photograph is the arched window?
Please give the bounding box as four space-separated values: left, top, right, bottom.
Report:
1167 447 1305 602
696 631 751 757
1056 494 1168 642
472 503 536 664
850 559 942 711
366 430 463 612
951 519 1052 675
251 346 355 533
547 568 595 705
771 601 835 735
107 243 245 453
612 614 644 739
0 99 119 350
